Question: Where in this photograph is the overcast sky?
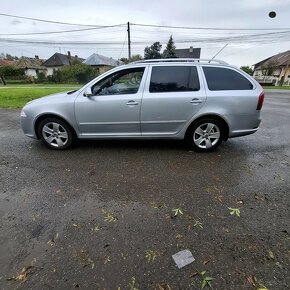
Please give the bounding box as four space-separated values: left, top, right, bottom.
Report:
1 0 290 66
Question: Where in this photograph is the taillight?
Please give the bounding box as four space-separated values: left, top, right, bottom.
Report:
256 91 264 110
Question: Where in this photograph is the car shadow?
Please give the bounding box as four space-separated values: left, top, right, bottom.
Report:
75 139 187 151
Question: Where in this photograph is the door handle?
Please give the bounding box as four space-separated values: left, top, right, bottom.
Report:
126 100 139 106
190 98 203 104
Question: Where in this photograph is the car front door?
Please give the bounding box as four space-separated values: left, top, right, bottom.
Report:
141 65 206 136
75 67 147 136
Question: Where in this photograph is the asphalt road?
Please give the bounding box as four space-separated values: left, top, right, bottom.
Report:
0 92 289 290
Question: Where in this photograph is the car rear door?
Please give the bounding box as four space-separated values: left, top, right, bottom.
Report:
141 64 206 136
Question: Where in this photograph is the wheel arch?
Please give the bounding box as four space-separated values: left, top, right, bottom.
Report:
34 113 77 139
185 114 230 141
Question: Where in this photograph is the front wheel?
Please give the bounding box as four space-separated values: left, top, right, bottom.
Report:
37 118 74 150
186 119 225 152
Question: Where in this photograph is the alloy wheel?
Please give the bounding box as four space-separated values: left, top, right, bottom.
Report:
193 122 220 149
42 122 68 148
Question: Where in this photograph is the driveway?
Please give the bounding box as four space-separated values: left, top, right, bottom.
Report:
0 92 289 289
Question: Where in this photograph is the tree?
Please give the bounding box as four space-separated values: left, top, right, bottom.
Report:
59 63 96 83
36 71 46 83
0 65 25 86
0 53 19 60
144 42 162 59
240 66 253 75
162 35 176 58
120 54 143 64
260 60 277 77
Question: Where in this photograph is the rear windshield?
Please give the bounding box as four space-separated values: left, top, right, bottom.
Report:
203 67 253 91
150 66 200 93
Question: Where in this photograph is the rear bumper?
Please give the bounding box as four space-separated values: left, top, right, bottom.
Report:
227 114 261 138
20 110 37 139
229 128 259 138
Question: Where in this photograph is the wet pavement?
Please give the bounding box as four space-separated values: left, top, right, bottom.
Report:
0 92 289 290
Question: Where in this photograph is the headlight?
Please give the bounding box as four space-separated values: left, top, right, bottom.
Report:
20 110 27 117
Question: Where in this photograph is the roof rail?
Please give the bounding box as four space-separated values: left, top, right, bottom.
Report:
132 58 228 65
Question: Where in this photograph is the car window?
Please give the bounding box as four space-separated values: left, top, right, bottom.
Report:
149 66 200 93
203 66 253 91
92 67 145 95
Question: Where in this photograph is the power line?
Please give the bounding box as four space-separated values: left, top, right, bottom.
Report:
1 29 290 46
131 23 290 31
2 13 290 31
0 12 103 27
0 24 126 36
118 33 127 59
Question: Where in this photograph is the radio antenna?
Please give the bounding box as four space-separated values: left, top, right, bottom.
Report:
209 43 229 63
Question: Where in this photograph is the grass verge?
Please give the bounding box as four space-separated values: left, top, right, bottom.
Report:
0 86 80 108
262 86 290 90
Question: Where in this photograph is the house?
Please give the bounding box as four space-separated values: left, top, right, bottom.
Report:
253 49 290 86
42 52 84 76
15 56 46 78
83 53 121 74
0 59 15 67
175 47 201 58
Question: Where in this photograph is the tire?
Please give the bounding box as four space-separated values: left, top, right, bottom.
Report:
186 118 225 152
37 117 74 150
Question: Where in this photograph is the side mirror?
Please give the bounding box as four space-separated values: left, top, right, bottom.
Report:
83 87 93 97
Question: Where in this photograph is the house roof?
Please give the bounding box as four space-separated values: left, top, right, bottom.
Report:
254 49 290 69
83 53 120 66
0 59 15 66
175 47 201 58
42 53 84 67
15 57 45 69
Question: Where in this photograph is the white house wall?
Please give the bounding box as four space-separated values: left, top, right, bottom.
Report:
46 67 60 76
25 68 37 78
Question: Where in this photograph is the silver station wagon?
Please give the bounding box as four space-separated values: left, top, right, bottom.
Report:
21 59 264 152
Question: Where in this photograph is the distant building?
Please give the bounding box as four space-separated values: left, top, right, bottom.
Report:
175 47 201 58
0 59 15 67
42 52 84 76
83 53 121 74
15 56 46 78
253 49 290 86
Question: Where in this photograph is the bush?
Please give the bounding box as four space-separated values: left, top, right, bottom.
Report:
36 71 46 83
47 70 62 83
0 65 25 77
59 63 96 84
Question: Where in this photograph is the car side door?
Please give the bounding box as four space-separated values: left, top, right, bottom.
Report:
74 66 147 136
141 64 206 136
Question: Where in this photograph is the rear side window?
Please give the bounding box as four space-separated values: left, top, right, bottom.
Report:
203 67 253 91
149 66 200 93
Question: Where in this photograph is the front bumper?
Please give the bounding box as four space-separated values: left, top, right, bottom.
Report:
20 110 37 139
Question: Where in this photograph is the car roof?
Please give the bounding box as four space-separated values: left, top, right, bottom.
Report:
120 58 237 69
132 58 227 65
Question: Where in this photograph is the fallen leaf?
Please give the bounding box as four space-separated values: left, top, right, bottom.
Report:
268 250 274 260
7 266 35 283
190 271 198 277
47 239 55 246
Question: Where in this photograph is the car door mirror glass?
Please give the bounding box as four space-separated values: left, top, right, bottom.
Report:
83 87 93 97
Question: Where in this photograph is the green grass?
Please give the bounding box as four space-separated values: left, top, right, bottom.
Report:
262 86 290 90
0 86 80 108
1 83 80 87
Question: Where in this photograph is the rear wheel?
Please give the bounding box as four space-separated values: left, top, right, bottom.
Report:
37 117 74 150
186 118 224 152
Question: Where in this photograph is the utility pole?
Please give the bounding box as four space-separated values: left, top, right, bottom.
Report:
127 22 131 60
